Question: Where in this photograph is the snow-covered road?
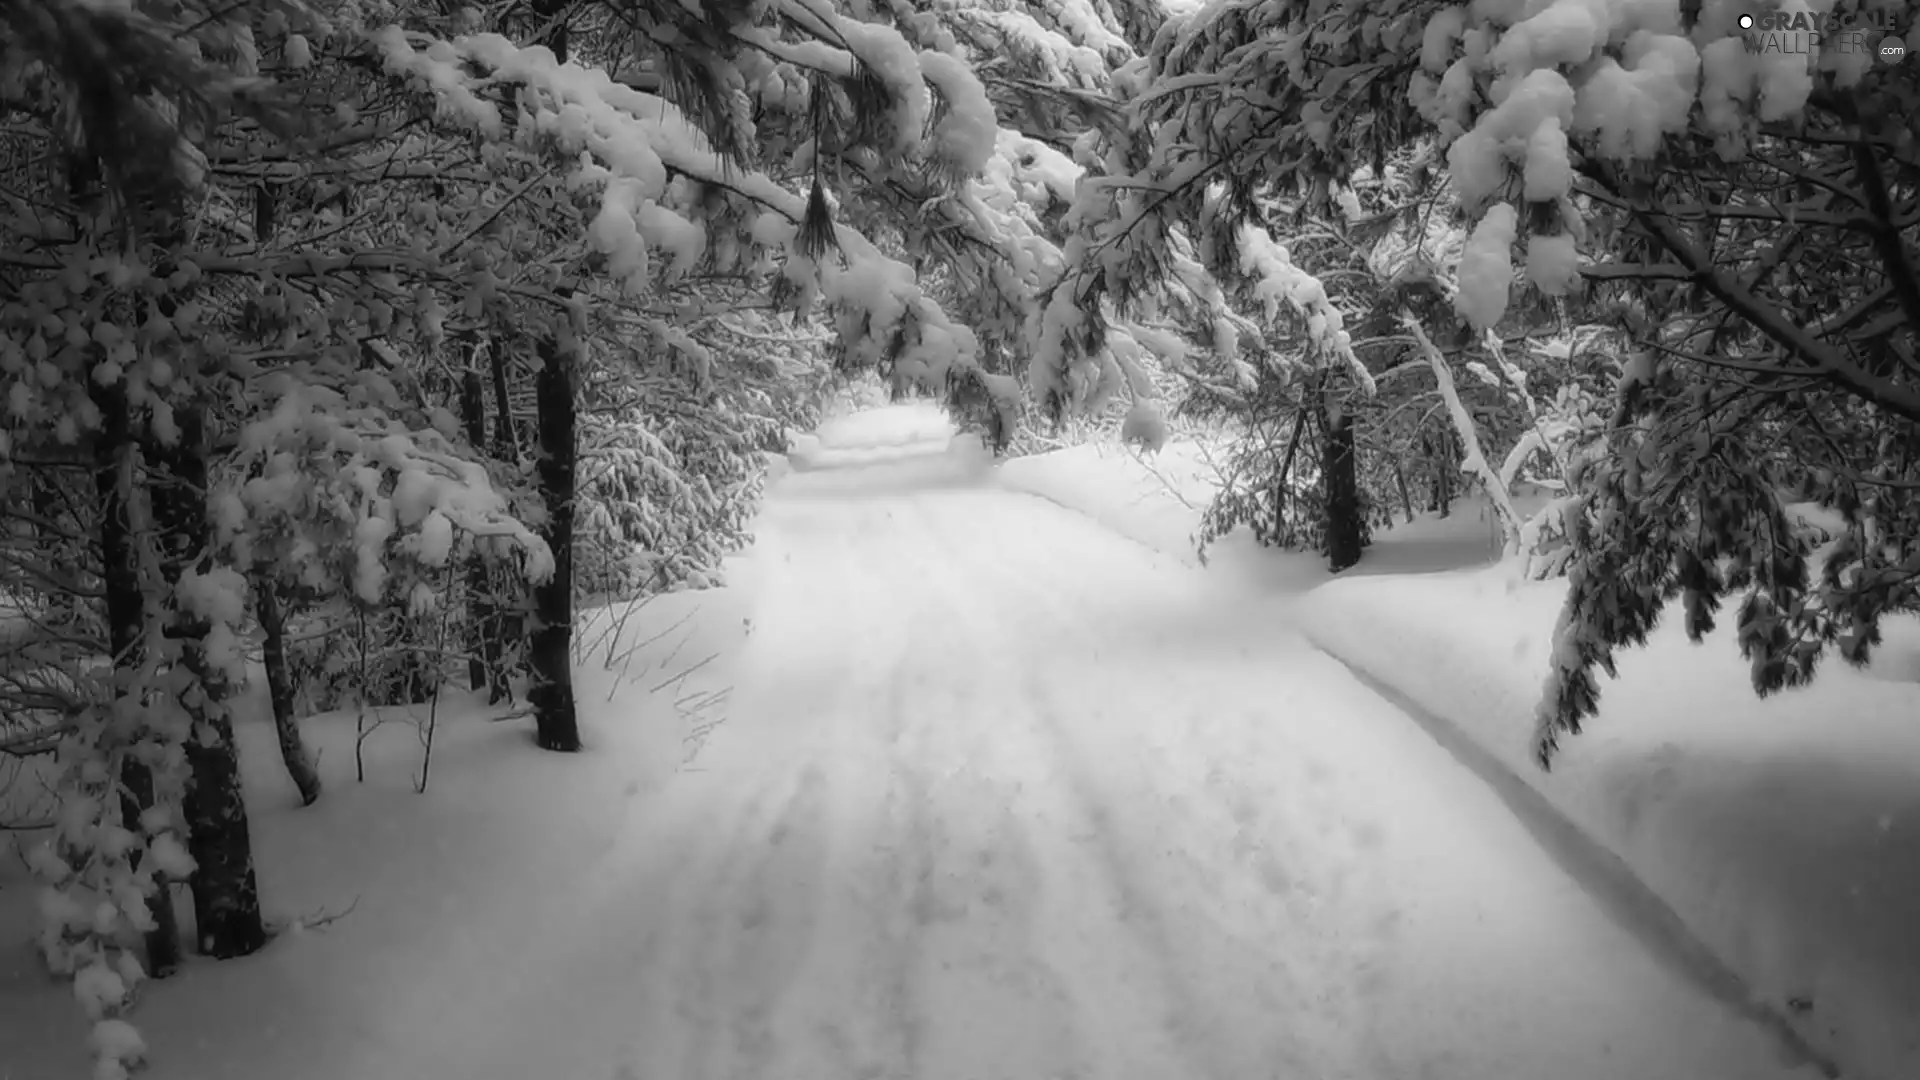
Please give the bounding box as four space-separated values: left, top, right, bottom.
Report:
452 439 1819 1080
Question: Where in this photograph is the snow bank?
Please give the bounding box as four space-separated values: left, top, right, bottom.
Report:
1297 568 1920 1080
786 439 947 471
993 438 1520 584
994 438 1220 564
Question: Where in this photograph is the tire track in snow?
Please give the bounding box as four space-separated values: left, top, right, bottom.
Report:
883 504 1096 1079
938 490 1822 1080
1016 663 1383 1080
783 499 939 1080
710 760 835 1080
927 493 1393 1079
705 497 941 1080
863 597 934 1079
660 496 912 1080
668 744 830 1080
900 500 1236 1080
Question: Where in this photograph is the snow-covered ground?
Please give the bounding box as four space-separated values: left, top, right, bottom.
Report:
0 585 754 1078
1300 570 1920 1080
992 424 1918 1080
0 408 1869 1080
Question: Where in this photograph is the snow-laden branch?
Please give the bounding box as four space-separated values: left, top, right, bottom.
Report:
374 28 986 382
1236 224 1376 394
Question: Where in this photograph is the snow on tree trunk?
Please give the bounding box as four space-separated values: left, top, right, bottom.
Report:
1320 396 1365 573
529 336 580 753
149 406 266 960
255 580 320 807
91 376 184 978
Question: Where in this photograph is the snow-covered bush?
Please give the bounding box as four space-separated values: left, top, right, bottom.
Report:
219 376 551 706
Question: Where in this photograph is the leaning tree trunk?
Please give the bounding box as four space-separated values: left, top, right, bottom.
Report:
528 337 580 752
246 176 319 809
255 580 320 806
1320 395 1366 574
91 377 184 977
1270 411 1306 546
150 407 267 960
1392 457 1416 524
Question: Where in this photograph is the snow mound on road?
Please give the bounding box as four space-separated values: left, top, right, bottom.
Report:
783 403 964 474
771 433 995 501
813 402 954 449
993 438 1221 565
1298 568 1920 1080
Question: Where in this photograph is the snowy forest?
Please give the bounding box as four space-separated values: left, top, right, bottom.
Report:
1 1 1917 1079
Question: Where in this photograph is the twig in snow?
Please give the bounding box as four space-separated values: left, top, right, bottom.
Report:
651 651 717 695
296 896 360 932
677 685 731 764
1127 446 1201 511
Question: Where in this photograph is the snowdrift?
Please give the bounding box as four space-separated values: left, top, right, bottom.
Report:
1298 568 1920 1080
993 439 1219 565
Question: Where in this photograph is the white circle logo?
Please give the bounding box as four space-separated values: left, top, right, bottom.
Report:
1738 14 1755 28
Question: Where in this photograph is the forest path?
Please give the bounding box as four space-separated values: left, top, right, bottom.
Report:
448 433 1817 1080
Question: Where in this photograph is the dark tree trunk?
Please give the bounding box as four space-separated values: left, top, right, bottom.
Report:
1427 431 1455 516
1321 399 1365 573
254 183 276 241
256 581 320 806
149 407 267 960
528 338 580 752
1270 412 1306 545
458 371 509 701
528 0 573 61
92 379 183 976
72 142 181 972
1392 457 1416 524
